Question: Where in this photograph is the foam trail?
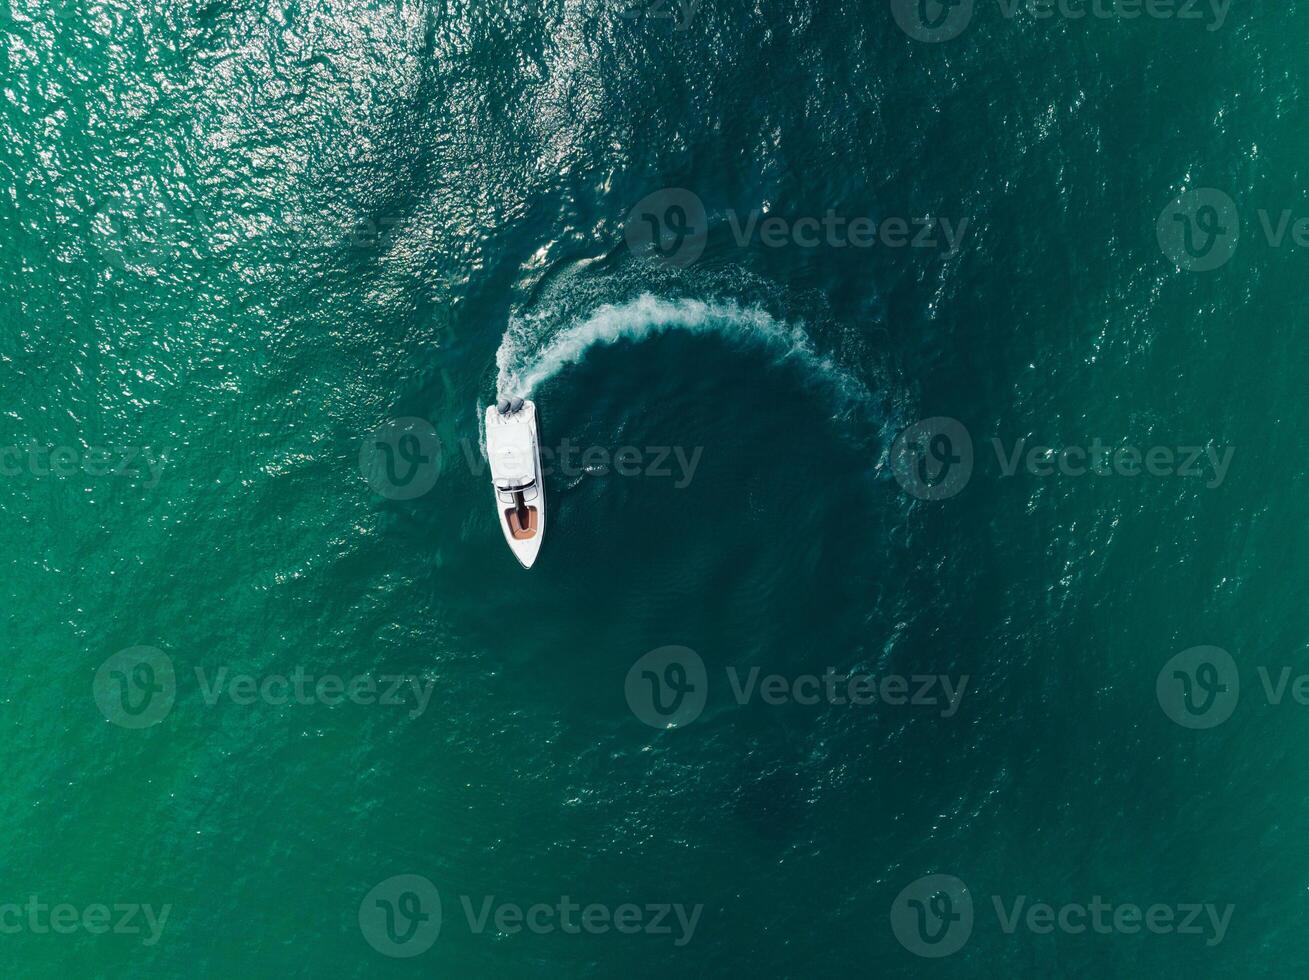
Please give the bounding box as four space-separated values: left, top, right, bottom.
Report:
495 294 863 401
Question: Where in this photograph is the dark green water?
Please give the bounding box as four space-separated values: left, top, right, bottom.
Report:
3 0 1307 975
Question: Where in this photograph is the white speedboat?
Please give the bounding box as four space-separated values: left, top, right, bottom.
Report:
485 397 545 568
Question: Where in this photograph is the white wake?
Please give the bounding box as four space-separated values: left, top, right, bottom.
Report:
495 293 863 401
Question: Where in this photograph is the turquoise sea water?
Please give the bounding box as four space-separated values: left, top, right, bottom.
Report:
3 0 1309 975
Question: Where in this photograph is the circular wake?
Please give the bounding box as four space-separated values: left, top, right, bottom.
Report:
494 294 870 408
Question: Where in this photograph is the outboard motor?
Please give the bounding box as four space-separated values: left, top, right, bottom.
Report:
509 396 525 414
496 397 511 415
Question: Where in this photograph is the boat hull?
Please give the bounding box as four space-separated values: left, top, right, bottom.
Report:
485 400 546 568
